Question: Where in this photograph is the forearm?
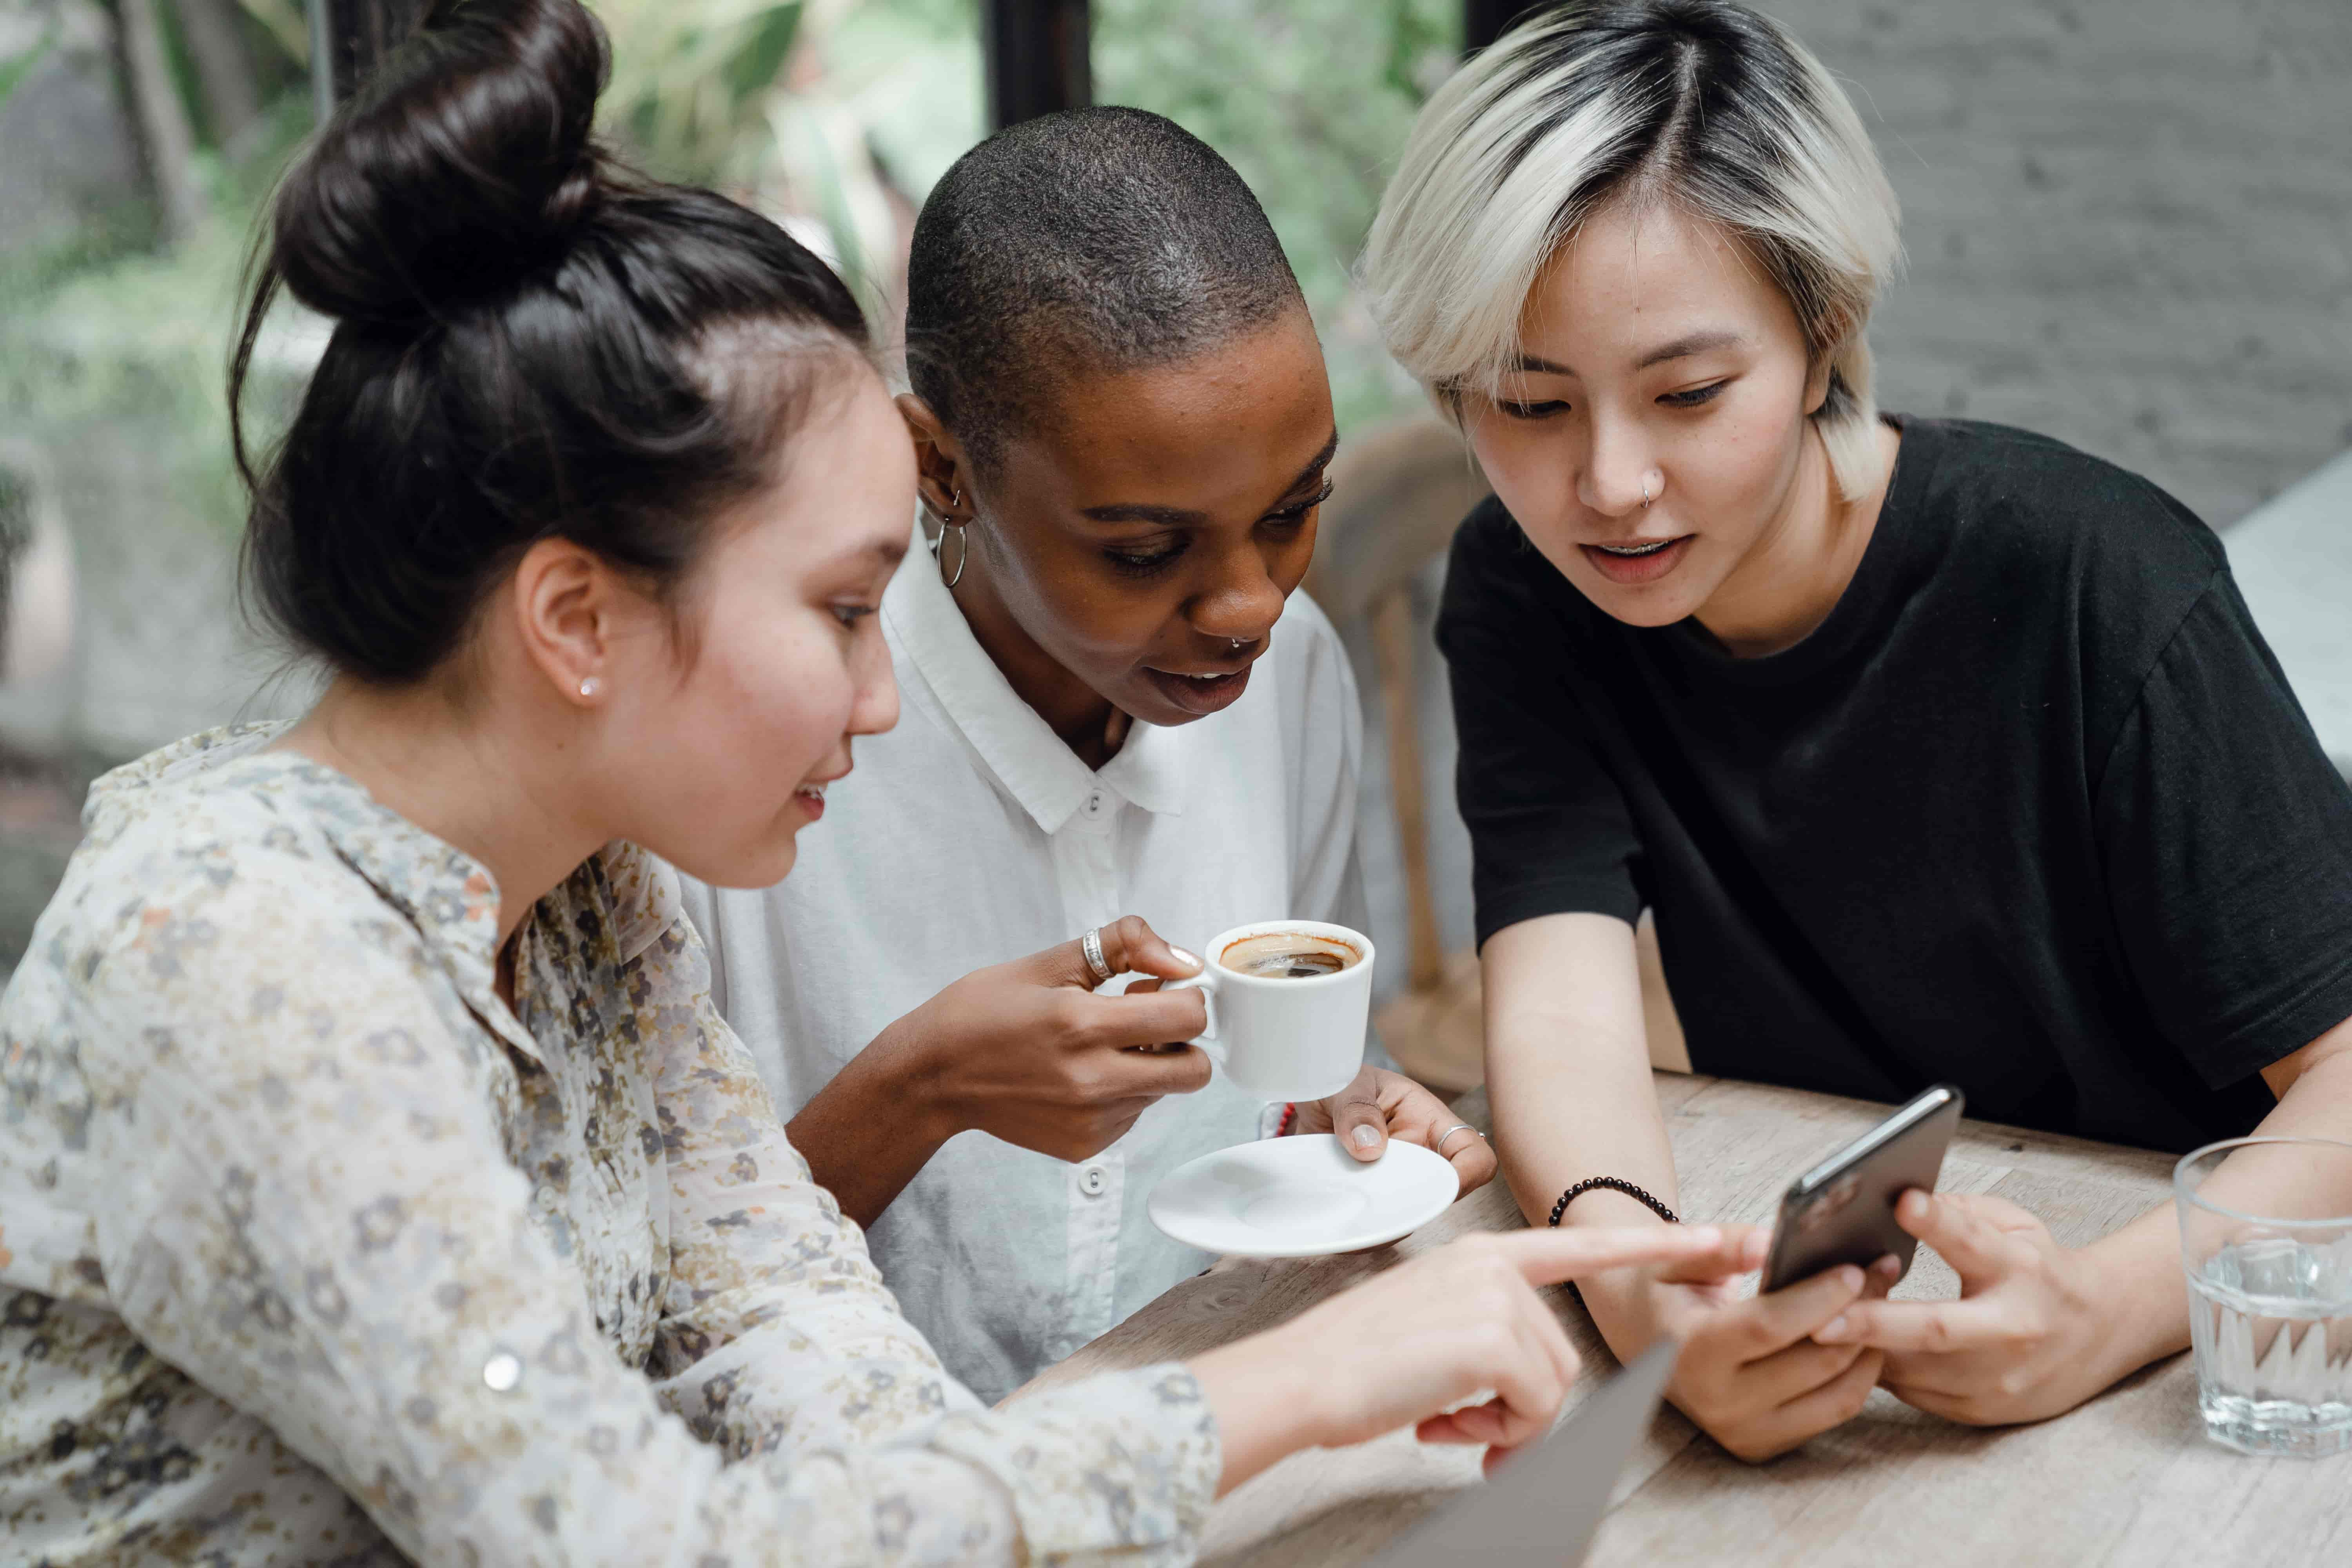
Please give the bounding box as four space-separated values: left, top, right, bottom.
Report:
1490 1025 1677 1227
1492 1025 1680 1348
1187 1334 1330 1497
1482 915 1680 1349
786 1033 959 1229
2081 1028 2352 1384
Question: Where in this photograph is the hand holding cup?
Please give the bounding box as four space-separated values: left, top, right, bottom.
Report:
878 914 1214 1164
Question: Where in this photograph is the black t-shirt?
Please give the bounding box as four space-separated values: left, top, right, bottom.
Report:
1437 417 2352 1152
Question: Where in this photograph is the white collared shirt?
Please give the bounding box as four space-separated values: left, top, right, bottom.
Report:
680 538 1368 1403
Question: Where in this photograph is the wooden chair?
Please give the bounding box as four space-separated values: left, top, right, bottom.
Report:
1307 417 1689 1094
0 439 76 719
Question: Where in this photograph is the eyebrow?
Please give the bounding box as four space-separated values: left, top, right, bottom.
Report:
1635 329 1746 370
1509 329 1749 379
1079 430 1341 526
848 538 907 568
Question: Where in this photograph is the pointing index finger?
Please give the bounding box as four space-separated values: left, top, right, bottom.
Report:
1500 1223 1759 1286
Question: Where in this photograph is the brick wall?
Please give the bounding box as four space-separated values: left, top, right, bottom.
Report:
1765 0 2352 527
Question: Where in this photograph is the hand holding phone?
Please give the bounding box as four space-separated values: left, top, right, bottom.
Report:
1760 1084 1964 1295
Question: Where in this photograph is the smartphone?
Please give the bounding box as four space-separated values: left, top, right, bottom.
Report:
1760 1083 1965 1294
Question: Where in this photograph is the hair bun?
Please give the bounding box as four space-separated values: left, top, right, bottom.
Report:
271 0 610 323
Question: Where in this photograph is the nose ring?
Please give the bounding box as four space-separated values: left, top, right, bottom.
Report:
1641 473 1659 508
1229 637 1245 653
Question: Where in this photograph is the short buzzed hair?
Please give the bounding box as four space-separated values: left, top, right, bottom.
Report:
904 107 1306 471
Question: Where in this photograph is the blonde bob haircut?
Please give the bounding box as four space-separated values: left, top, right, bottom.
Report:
1363 0 1901 499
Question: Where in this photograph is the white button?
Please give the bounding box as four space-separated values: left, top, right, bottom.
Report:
1082 792 1105 819
482 1352 522 1392
1078 1165 1108 1197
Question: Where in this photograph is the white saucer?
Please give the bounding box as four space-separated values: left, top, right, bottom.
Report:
1147 1134 1461 1258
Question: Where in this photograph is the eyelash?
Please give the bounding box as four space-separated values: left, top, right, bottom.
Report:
1497 381 1730 419
832 604 877 629
1659 380 1729 408
1102 480 1334 579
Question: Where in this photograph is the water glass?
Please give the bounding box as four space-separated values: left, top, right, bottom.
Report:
2174 1137 2352 1458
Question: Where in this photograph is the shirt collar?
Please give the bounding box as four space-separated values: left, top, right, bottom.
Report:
118 724 546 1065
884 525 1188 833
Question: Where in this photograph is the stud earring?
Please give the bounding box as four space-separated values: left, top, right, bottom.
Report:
578 676 603 700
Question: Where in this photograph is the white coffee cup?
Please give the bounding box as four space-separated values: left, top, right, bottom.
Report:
1164 920 1375 1101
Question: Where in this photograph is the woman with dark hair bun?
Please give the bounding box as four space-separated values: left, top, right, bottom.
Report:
0 1 1759 1562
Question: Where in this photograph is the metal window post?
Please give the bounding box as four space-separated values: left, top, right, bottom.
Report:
307 0 424 121
1464 0 1538 54
984 0 1090 132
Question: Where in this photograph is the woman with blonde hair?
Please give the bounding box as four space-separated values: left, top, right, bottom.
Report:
1364 0 2352 1458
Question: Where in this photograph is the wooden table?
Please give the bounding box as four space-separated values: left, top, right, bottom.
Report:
1030 1074 2352 1566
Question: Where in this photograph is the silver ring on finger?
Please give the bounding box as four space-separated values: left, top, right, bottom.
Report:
1433 1123 1484 1155
1081 926 1114 984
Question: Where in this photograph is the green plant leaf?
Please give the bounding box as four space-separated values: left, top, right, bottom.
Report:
726 2 805 107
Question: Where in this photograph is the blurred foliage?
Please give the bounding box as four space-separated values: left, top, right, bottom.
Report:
601 0 810 186
232 0 310 72
1094 0 1455 432
0 0 1452 570
601 0 980 314
598 0 1451 426
0 89 318 543
0 15 57 108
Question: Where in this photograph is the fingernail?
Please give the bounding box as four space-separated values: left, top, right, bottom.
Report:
1351 1125 1381 1149
1820 1314 1850 1340
1837 1265 1864 1290
1169 946 1201 971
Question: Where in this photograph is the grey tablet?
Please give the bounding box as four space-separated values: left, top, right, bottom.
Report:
1366 1340 1677 1566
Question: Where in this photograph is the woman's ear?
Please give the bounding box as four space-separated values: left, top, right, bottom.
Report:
509 537 621 706
895 392 971 521
1804 311 1853 417
1803 354 1835 418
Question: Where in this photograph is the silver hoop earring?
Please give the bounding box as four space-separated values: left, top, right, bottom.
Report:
928 489 969 589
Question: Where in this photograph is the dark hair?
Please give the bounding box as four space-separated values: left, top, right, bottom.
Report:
230 0 873 684
903 106 1305 472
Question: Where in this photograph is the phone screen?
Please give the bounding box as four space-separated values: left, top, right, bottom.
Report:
1760 1084 1964 1294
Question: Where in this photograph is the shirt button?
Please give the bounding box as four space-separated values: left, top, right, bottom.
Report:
1082 792 1105 819
1078 1165 1108 1198
482 1351 523 1392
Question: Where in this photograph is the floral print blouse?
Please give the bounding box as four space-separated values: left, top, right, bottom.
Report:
0 726 1218 1566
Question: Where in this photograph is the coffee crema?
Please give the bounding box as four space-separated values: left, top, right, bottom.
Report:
1220 931 1363 980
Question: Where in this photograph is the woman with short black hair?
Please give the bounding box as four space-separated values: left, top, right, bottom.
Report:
682 107 1503 1405
1363 0 2352 1457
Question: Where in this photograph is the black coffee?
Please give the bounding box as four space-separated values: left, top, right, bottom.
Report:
1220 931 1361 980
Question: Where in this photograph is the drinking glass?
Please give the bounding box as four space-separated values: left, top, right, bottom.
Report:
2174 1137 2352 1458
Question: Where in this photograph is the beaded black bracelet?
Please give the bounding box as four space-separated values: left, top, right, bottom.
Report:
1548 1176 1679 1228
